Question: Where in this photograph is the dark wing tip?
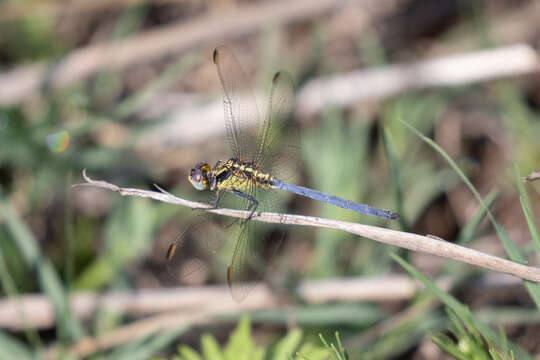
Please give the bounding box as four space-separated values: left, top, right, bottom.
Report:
166 242 177 261
227 265 233 287
272 71 281 84
213 48 220 65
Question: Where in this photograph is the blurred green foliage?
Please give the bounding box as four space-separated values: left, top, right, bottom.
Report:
0 0 539 358
431 308 516 360
169 316 331 360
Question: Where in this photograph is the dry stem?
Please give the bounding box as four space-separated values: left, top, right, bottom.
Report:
2 275 438 331
523 170 540 183
39 273 519 358
296 44 540 116
75 170 540 284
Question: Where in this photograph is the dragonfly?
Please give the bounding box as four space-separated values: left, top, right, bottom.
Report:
166 46 399 302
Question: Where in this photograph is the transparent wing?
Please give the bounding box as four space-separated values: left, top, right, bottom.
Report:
224 71 294 301
254 71 295 172
213 45 260 160
227 184 285 302
166 216 227 284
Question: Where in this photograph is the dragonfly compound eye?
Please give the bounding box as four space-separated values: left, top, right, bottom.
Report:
189 163 210 191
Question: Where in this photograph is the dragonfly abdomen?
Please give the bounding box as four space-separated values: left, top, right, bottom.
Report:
274 180 399 220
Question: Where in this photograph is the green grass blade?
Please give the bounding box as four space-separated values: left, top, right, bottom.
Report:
38 258 84 341
392 254 533 359
0 244 42 348
108 328 157 360
400 119 540 308
318 333 347 360
392 254 467 314
514 163 540 263
400 119 523 260
455 189 498 246
520 196 540 263
429 334 468 360
0 193 84 341
334 332 348 360
114 326 187 360
0 331 33 360
246 303 384 326
64 171 75 289
0 193 40 265
513 163 533 214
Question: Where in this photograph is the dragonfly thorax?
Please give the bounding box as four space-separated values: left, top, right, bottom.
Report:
209 158 277 192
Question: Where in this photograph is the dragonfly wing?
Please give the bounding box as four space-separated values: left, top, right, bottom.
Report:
254 71 295 169
213 45 260 160
227 184 284 302
227 223 258 302
166 216 226 283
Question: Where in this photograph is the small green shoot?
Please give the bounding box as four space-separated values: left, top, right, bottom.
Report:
393 254 532 359
318 332 348 360
430 308 516 360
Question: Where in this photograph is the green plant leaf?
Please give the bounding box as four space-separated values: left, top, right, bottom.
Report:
202 333 225 360
223 316 254 360
294 342 329 360
271 328 302 360
179 345 203 360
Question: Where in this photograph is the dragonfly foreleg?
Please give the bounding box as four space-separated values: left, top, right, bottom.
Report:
192 190 222 211
229 189 259 222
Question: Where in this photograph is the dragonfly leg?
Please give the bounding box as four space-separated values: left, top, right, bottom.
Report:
192 190 222 211
229 189 259 222
211 191 222 208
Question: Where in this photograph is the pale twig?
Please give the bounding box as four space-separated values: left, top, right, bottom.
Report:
40 274 521 358
0 273 523 331
75 170 540 284
523 170 540 183
0 0 199 21
45 310 211 359
0 275 419 330
296 44 540 116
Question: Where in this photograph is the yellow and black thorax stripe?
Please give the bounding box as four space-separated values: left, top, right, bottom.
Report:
212 158 277 192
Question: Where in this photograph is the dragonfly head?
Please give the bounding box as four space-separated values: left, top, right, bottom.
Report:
189 162 212 191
